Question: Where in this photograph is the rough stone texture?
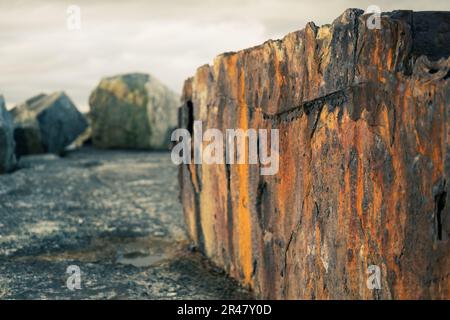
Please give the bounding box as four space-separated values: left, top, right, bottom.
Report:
179 9 450 299
0 95 16 173
0 148 249 299
11 92 88 156
89 73 179 150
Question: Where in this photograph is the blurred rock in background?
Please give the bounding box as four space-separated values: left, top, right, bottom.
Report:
0 95 16 173
89 73 179 150
11 92 88 156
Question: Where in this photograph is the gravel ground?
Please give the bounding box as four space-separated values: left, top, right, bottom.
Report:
0 147 250 300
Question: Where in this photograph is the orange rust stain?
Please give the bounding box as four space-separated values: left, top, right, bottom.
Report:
386 48 393 71
272 44 284 92
373 34 386 84
372 107 390 243
183 203 196 244
384 86 411 298
429 84 444 176
355 122 369 298
224 54 239 98
373 35 380 72
348 125 359 297
199 166 217 257
355 123 364 222
372 176 383 246
237 64 253 286
189 163 200 193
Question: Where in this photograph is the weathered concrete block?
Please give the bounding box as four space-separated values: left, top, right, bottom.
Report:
178 9 450 299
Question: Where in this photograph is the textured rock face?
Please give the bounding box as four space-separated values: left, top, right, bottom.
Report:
179 10 450 299
0 96 16 173
11 92 88 156
89 73 179 150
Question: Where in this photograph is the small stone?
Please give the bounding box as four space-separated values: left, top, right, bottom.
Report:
153 231 165 237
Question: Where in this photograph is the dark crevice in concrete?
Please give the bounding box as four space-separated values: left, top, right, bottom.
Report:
309 104 325 140
256 180 267 231
435 189 446 241
225 162 234 268
444 70 450 81
260 86 350 124
352 10 361 83
186 100 194 135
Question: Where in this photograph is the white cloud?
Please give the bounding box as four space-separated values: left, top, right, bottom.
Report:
0 0 449 111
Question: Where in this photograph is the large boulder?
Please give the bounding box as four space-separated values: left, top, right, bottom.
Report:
11 92 88 156
0 95 16 173
89 73 179 149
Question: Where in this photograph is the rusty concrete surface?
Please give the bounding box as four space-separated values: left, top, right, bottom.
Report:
178 9 450 299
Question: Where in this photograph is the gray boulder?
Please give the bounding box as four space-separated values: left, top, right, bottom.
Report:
11 92 88 156
89 73 179 149
0 95 16 173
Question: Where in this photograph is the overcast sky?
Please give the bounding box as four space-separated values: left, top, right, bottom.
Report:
1 0 449 111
